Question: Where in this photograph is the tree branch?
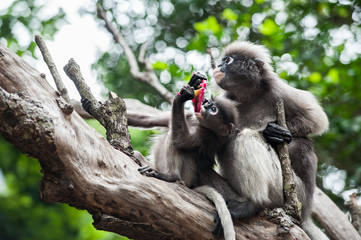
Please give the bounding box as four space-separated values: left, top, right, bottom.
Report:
345 192 361 235
276 99 302 222
138 41 153 72
64 58 134 156
0 40 310 240
35 34 71 104
207 48 216 69
313 188 361 240
96 3 173 103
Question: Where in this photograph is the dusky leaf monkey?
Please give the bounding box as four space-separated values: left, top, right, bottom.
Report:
212 41 329 240
138 73 246 240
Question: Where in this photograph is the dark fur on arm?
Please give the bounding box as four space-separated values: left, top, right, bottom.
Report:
171 86 200 150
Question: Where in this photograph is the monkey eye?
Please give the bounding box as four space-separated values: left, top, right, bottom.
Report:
210 106 218 115
224 56 234 65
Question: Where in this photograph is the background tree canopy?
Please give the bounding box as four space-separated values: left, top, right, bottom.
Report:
0 0 360 239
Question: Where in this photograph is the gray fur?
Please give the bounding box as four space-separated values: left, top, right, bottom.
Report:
217 129 284 208
194 186 235 240
143 90 242 239
214 41 329 239
215 41 329 136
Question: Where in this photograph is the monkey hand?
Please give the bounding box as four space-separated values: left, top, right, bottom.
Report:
81 98 92 113
81 98 102 115
138 166 181 182
188 71 207 89
178 85 195 103
212 213 224 239
263 122 292 144
138 165 161 178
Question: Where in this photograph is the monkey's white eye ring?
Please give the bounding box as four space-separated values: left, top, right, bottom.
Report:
210 106 218 115
225 56 234 64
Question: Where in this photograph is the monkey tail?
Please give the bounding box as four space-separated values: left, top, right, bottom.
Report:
194 185 236 240
301 217 329 240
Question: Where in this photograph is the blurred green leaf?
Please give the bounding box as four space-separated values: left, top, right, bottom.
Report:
259 19 279 36
326 68 339 84
309 72 322 83
152 61 168 70
194 16 222 35
222 9 238 21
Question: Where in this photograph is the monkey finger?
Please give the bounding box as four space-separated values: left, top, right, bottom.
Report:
264 136 285 143
264 132 292 143
145 171 156 177
213 212 220 222
138 166 151 173
212 221 224 239
81 98 91 111
212 213 224 238
266 123 292 137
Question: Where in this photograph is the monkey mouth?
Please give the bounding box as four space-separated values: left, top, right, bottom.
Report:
213 68 225 83
195 106 205 119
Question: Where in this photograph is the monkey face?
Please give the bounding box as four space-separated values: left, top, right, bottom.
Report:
213 67 225 85
214 53 265 92
195 101 218 121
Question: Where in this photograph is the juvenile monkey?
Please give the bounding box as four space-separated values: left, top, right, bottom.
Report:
213 41 329 239
139 76 244 240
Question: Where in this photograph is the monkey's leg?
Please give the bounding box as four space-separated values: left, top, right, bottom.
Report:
134 150 154 167
138 165 181 182
197 168 261 235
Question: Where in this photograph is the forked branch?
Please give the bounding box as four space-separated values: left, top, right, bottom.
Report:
96 3 173 103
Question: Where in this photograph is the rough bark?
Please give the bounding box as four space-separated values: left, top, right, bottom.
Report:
345 192 361 235
0 43 311 239
276 99 302 222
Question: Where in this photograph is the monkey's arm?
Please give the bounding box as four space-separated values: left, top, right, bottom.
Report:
171 86 200 150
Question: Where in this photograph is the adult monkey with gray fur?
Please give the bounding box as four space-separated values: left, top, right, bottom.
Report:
213 41 329 240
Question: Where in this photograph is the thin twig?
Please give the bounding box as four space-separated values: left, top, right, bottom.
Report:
207 48 216 69
345 192 361 234
96 4 173 103
138 41 153 71
35 34 71 103
276 98 302 222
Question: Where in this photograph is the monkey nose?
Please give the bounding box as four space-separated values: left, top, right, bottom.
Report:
213 68 225 82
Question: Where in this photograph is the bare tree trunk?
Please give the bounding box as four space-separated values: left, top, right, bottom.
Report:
0 43 312 239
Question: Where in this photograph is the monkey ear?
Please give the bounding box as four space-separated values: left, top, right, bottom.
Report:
254 58 265 68
219 123 235 136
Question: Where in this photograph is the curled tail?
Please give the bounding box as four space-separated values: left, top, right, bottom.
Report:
194 185 235 240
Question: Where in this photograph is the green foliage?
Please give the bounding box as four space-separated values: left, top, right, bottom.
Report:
84 120 157 156
91 0 361 208
0 135 122 240
1 0 361 237
0 0 66 57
